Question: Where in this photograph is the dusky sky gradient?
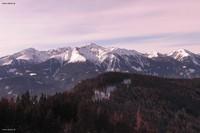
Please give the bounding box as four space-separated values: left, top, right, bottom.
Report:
0 0 200 56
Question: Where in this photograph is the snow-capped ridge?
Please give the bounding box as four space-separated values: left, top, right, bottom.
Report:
0 44 199 68
168 49 194 61
21 48 38 53
168 49 191 56
83 43 105 49
48 47 72 61
15 48 49 63
109 47 141 56
147 51 161 58
167 49 200 65
79 43 109 63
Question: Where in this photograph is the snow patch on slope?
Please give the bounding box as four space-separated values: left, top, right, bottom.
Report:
8 68 17 73
48 47 72 61
147 51 160 58
132 66 142 72
68 48 86 63
30 73 37 76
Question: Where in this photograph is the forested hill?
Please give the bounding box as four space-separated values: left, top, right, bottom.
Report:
0 72 200 133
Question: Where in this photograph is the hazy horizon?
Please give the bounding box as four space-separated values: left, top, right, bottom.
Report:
0 43 199 58
0 0 200 56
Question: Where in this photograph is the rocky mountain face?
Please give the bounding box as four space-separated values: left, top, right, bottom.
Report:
0 43 200 97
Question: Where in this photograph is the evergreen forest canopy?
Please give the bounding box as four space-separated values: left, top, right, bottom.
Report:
0 72 200 133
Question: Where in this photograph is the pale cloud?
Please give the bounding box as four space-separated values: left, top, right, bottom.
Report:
0 0 200 56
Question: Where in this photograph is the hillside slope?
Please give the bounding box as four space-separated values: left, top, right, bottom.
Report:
0 72 200 133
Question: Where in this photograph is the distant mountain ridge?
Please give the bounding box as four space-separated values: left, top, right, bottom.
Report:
0 43 200 97
0 43 142 66
0 44 199 66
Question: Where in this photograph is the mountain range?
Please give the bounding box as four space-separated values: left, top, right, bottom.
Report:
0 43 200 97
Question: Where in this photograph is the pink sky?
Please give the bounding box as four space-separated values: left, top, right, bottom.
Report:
0 0 200 56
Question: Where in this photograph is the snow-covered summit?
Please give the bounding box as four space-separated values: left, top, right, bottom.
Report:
168 49 193 61
15 48 49 63
0 48 50 66
83 43 105 49
147 51 160 58
109 47 141 56
167 49 200 65
79 43 109 63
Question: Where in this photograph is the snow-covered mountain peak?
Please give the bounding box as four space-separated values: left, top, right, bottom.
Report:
14 48 49 63
21 48 38 53
84 43 104 49
168 49 193 61
169 49 191 56
109 47 141 56
79 44 110 63
147 51 161 58
82 43 108 54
